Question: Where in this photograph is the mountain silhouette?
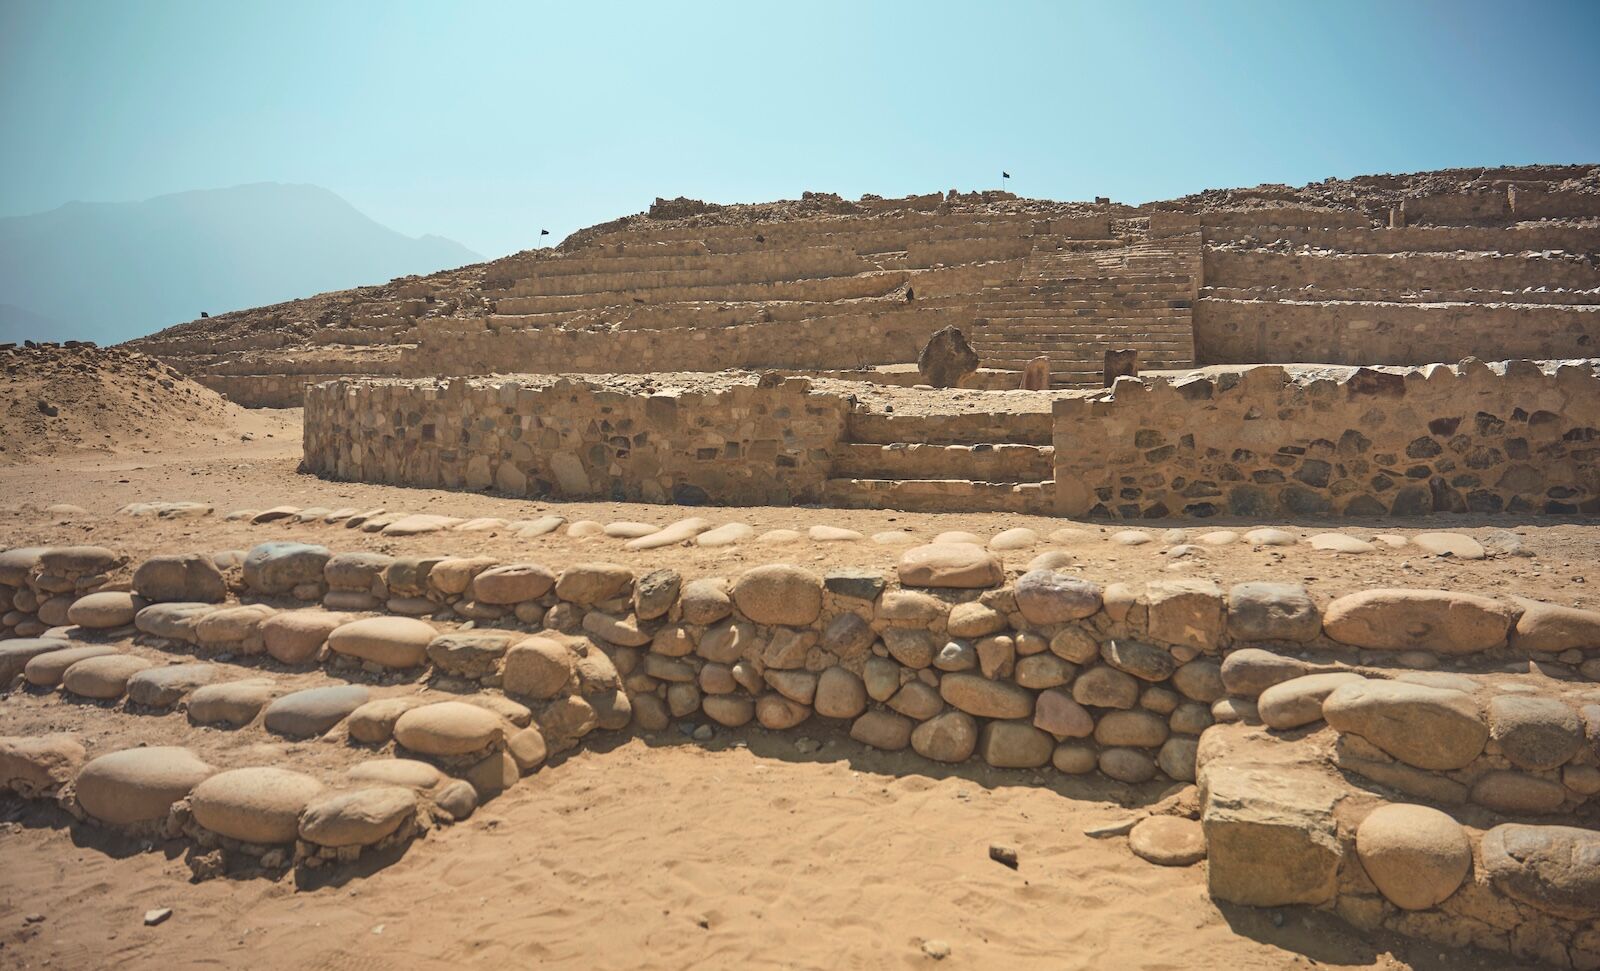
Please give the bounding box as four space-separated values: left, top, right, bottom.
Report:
0 183 480 344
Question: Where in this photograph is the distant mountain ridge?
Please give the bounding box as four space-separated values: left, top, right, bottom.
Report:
0 183 480 344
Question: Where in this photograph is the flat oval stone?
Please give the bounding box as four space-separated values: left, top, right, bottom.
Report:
1129 816 1206 866
1482 824 1600 919
191 767 325 844
1323 680 1487 770
897 543 1004 589
327 616 435 669
75 746 214 827
298 786 417 848
25 645 119 687
0 637 71 684
67 591 143 629
345 758 444 790
125 663 222 709
393 702 504 756
1322 589 1516 654
263 684 372 739
61 654 155 699
187 679 278 726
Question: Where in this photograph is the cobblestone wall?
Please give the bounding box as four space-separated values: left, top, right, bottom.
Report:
302 374 852 505
1052 360 1600 519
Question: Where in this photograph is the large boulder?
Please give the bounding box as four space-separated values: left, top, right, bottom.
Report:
0 734 85 796
1226 582 1320 643
134 602 215 643
1321 589 1516 654
916 325 980 388
1355 804 1472 910
1100 640 1175 682
75 746 214 827
133 554 226 603
1509 599 1600 653
1145 580 1225 650
67 591 144 629
194 603 275 648
850 710 914 751
731 565 823 627
326 616 434 669
1201 762 1343 906
263 684 371 738
0 547 48 586
24 645 119 687
61 654 154 699
1219 648 1319 698
1322 680 1487 770
346 758 444 790
814 668 868 719
190 767 325 844
260 610 345 665
911 710 978 762
503 636 577 699
346 697 427 745
679 579 733 625
472 563 556 604
427 630 518 679
241 542 332 594
0 637 71 684
1482 824 1600 919
554 563 633 605
187 679 278 726
897 543 1003 589
299 786 417 848
1257 673 1366 730
978 721 1054 768
125 663 221 708
39 545 119 576
1013 570 1102 625
393 702 505 756
1487 695 1583 771
939 673 1034 719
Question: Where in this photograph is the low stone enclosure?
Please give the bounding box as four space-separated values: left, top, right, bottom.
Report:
302 357 1600 517
7 538 1600 966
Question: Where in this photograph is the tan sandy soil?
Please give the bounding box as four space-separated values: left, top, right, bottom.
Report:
0 414 1594 610
0 411 1593 971
0 733 1539 971
0 344 295 464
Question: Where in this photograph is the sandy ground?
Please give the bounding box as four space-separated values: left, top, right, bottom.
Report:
0 733 1543 971
0 412 1594 611
0 409 1594 970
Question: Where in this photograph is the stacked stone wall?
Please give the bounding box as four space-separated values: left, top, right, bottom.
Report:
1194 300 1600 365
1052 360 1600 519
302 375 851 505
1205 249 1600 293
405 307 956 376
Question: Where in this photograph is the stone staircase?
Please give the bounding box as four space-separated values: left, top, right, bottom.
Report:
968 235 1201 387
822 410 1055 513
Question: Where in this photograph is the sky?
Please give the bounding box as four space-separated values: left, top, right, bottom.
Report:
3 0 1599 259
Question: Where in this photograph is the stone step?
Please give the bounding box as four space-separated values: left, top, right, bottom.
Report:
844 411 1053 446
831 442 1054 481
821 477 1055 513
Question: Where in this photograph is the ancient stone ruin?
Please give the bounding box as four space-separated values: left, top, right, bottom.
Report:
6 165 1600 968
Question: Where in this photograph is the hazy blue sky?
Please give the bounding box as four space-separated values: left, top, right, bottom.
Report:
4 0 1599 258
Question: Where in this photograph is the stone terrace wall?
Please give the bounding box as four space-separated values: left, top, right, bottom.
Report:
1193 300 1600 366
1052 360 1600 519
405 307 958 377
302 374 852 506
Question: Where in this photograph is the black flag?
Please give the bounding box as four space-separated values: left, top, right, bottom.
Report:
540 229 550 236
1002 171 1011 179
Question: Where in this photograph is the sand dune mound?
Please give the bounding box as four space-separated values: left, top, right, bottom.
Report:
0 341 291 462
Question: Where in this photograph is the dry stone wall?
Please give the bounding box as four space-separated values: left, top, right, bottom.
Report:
1053 360 1600 519
302 374 851 506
